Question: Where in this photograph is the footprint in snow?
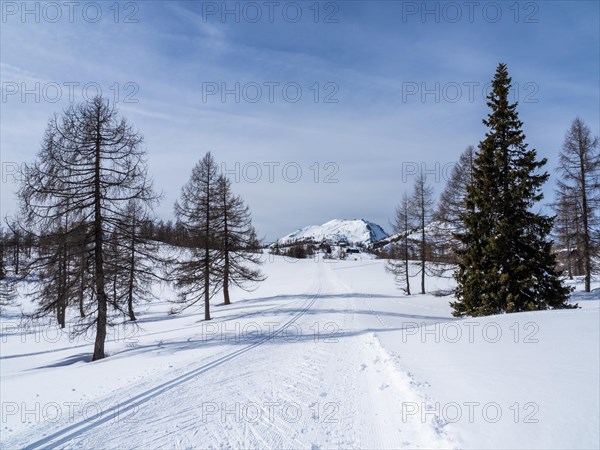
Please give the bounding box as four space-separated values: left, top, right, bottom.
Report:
379 383 389 391
359 363 367 371
319 392 327 397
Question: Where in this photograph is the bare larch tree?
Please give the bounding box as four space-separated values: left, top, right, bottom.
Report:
435 145 475 250
19 96 157 360
171 152 223 320
411 172 435 294
216 174 265 305
556 117 599 292
386 192 412 295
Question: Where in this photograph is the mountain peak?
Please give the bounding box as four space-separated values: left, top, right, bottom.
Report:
277 219 388 246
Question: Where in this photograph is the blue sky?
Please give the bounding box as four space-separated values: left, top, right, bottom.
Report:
1 0 599 240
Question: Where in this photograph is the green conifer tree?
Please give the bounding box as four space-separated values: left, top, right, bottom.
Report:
452 63 573 317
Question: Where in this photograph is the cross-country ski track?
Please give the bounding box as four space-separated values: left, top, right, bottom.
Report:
2 256 598 449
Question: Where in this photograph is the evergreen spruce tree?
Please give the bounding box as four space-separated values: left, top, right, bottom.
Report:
452 63 572 317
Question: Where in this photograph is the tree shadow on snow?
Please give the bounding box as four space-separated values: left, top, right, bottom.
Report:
32 353 92 369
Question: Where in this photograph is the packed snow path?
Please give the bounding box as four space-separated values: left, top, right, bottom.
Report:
3 260 455 449
1 256 598 449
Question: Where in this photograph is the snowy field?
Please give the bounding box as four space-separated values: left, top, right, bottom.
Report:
1 253 599 449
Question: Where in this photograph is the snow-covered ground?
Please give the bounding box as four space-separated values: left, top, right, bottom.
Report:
1 254 598 449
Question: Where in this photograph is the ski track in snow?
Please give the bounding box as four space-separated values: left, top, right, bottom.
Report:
8 261 458 450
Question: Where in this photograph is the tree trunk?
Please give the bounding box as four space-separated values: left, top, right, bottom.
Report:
404 241 411 296
223 202 230 305
127 291 136 321
223 252 230 305
79 249 86 317
58 242 67 328
404 209 411 296
14 235 19 275
113 273 117 308
420 191 426 295
58 303 66 328
565 217 573 280
580 152 591 292
204 248 211 320
92 129 108 361
127 231 136 321
204 191 211 321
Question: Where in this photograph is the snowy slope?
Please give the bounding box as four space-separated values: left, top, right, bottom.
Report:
1 254 598 449
375 220 454 250
277 219 388 246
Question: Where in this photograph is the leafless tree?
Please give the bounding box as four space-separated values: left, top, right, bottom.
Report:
19 96 158 360
5 220 23 276
171 152 223 320
215 175 265 305
435 145 475 237
554 193 580 279
386 193 412 295
0 227 17 309
108 199 162 321
556 117 599 292
411 172 435 294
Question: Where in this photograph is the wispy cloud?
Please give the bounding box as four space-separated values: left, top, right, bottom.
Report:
1 0 598 239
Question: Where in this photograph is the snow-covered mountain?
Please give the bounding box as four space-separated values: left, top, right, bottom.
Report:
277 219 388 246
